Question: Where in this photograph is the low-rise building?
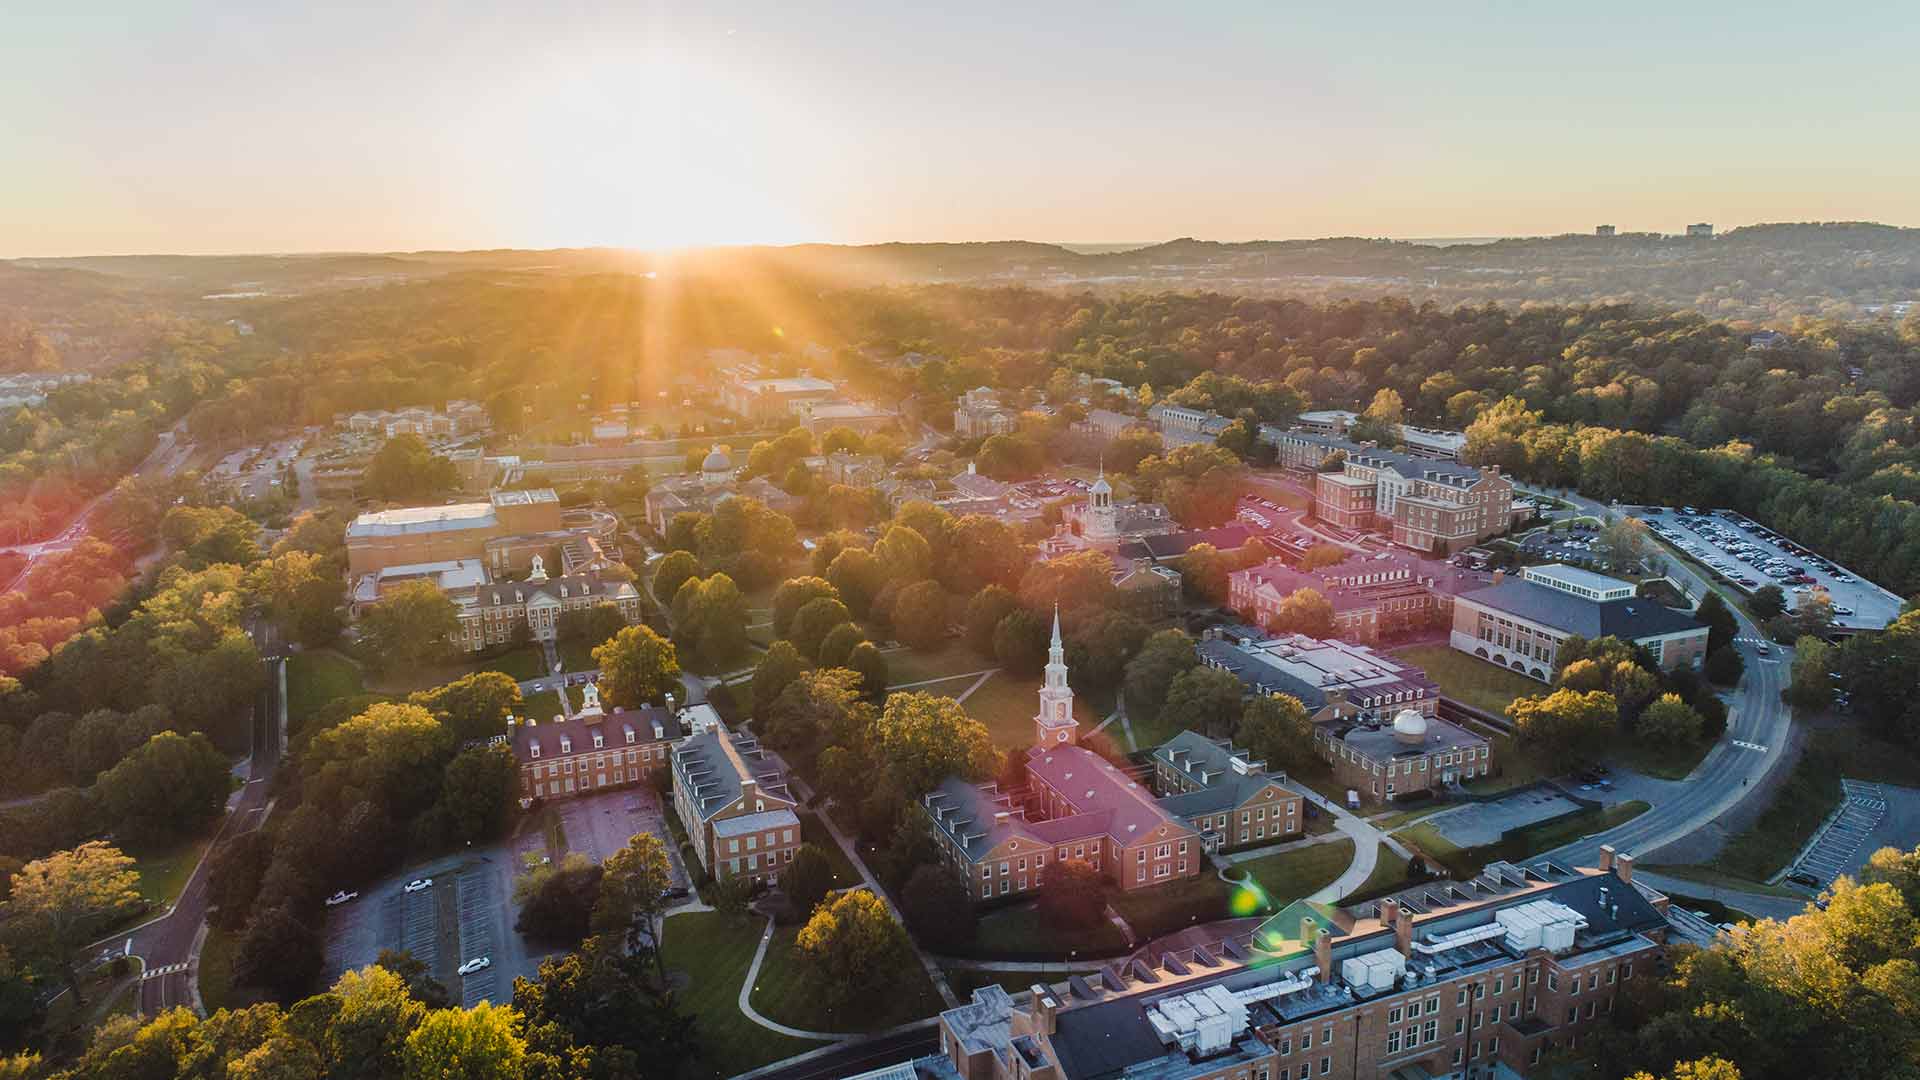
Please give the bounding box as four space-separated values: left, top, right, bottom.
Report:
1318 707 1491 804
1261 428 1515 554
509 687 686 803
955 387 1018 437
1227 553 1477 642
671 723 801 886
1147 403 1233 446
718 371 838 420
342 400 489 438
1074 408 1148 442
1450 564 1709 681
445 560 643 651
911 848 1672 1080
800 399 899 435
1151 731 1306 852
346 488 563 577
1196 632 1442 722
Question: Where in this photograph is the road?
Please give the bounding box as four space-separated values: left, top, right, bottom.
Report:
0 422 195 591
737 1025 938 1080
94 648 285 1015
1521 487 1799 893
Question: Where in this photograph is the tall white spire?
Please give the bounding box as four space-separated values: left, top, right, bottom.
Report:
1035 601 1077 746
1050 602 1062 648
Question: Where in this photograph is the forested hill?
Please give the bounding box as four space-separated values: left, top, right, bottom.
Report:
7 221 1920 368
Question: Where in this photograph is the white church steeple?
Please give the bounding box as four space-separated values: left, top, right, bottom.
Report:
1034 603 1078 746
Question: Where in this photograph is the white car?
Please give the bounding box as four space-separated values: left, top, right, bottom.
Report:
325 890 359 907
457 957 491 976
404 878 433 893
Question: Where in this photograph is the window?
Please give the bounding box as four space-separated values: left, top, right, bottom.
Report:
1585 1001 1595 1019
1546 972 1558 992
1471 1041 1481 1060
999 861 1008 875
1387 1031 1401 1054
1607 967 1617 985
1426 996 1439 1015
1319 1057 1330 1076
1527 996 1536 1014
1566 1008 1576 1024
1017 858 1027 871
999 880 1009 895
1280 1037 1291 1055
1453 1049 1463 1067
1457 989 1467 1007
1623 963 1634 980
728 840 739 854
1494 976 1503 995
981 866 990 880
1508 1002 1519 1020
1454 1019 1464 1036
1588 972 1599 991
1473 1011 1482 1029
1389 1007 1402 1025
1322 1025 1331 1044
1300 1031 1310 1050
1532 1047 1543 1066
1423 1019 1437 1043
981 884 990 899
1490 1037 1499 1055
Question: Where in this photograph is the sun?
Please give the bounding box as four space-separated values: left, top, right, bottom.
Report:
468 46 823 250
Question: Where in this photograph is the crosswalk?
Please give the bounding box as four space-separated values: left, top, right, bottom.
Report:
141 962 188 981
1730 739 1769 753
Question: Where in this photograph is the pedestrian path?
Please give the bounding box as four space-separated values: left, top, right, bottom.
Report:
141 962 189 981
737 917 853 1041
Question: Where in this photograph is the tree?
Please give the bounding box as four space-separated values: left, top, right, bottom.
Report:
1862 845 1920 913
364 434 457 501
3 841 139 1002
899 864 977 952
235 905 323 1003
1161 666 1246 739
780 844 837 919
1124 629 1200 727
791 596 855 661
965 586 1019 658
410 671 523 744
651 551 701 607
359 580 460 672
771 577 839 639
207 830 275 930
1507 689 1617 771
1298 544 1349 571
97 730 233 844
593 833 674 973
1705 645 1746 686
402 1001 527 1080
752 641 805 718
439 744 517 845
891 580 949 651
374 947 451 1009
556 603 629 650
1272 589 1336 638
1064 610 1151 694
846 642 890 703
1626 1059 1745 1080
1348 388 1406 445
1784 636 1837 712
874 525 933 585
814 623 862 669
1180 543 1232 603
1750 584 1788 620
1595 517 1652 569
1696 591 1739 655
1237 694 1319 775
511 941 696 1077
793 890 910 1009
593 624 681 708
514 854 604 945
945 515 1030 595
244 550 343 646
992 608 1051 677
304 702 455 821
825 546 885 617
1037 860 1105 930
1793 590 1835 639
874 692 996 796
1637 694 1704 746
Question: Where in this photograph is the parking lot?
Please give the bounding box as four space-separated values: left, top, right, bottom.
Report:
1781 780 1920 892
546 785 689 889
1632 507 1904 631
323 851 535 1005
1514 522 1644 574
1425 785 1585 847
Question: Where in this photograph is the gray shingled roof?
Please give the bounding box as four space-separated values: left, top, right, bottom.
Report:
1458 578 1705 640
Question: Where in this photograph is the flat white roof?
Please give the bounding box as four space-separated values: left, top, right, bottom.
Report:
347 502 496 538
712 807 801 838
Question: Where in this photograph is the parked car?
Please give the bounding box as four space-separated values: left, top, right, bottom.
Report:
325 890 359 907
405 878 434 893
457 957 491 976
1786 871 1820 888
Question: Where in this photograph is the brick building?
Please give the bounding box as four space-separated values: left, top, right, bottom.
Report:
346 488 564 577
955 387 1018 437
897 848 1672 1080
1260 428 1517 555
1450 565 1710 682
1196 632 1442 723
508 687 686 803
1150 731 1307 852
670 722 801 886
1227 553 1478 643
1316 708 1492 805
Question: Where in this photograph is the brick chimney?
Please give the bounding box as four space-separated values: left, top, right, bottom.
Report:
1029 985 1058 1035
1616 852 1635 886
1597 845 1616 873
1382 898 1413 956
1313 928 1333 983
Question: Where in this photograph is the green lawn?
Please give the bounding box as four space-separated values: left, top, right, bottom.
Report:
129 830 217 908
286 649 367 730
1612 735 1714 781
1662 892 1759 927
662 911 827 1077
1231 839 1356 910
796 811 863 893
196 925 262 1013
752 922 945 1034
1392 643 1542 718
883 640 993 687
1406 801 1650 879
521 690 562 722
1639 864 1803 899
959 672 1099 750
1515 801 1649 858
1341 843 1414 904
969 903 1131 960
1109 874 1237 941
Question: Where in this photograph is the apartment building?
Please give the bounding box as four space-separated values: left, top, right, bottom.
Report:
341 400 490 438
902 848 1670 1080
1227 553 1477 643
508 691 686 803
1450 565 1709 682
1151 731 1307 853
346 488 563 576
671 723 801 885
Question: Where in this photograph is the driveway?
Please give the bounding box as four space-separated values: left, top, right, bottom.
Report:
546 786 689 889
1426 787 1583 847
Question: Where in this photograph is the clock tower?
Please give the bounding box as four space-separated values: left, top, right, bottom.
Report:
1033 604 1079 746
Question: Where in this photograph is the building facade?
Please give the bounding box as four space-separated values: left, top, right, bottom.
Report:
1227 553 1476 643
346 488 564 577
1147 403 1233 446
1260 429 1514 554
1151 731 1307 852
671 723 801 885
509 688 685 803
1317 708 1492 804
955 387 1017 437
1449 565 1709 682
445 561 644 652
912 849 1672 1080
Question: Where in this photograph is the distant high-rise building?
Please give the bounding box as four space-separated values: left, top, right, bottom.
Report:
1595 224 1615 237
1686 222 1714 237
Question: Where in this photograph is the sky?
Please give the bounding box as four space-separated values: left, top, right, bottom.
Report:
4 0 1918 256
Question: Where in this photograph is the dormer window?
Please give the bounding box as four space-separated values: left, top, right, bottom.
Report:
593 732 604 749
625 729 635 744
530 743 540 759
559 737 572 753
